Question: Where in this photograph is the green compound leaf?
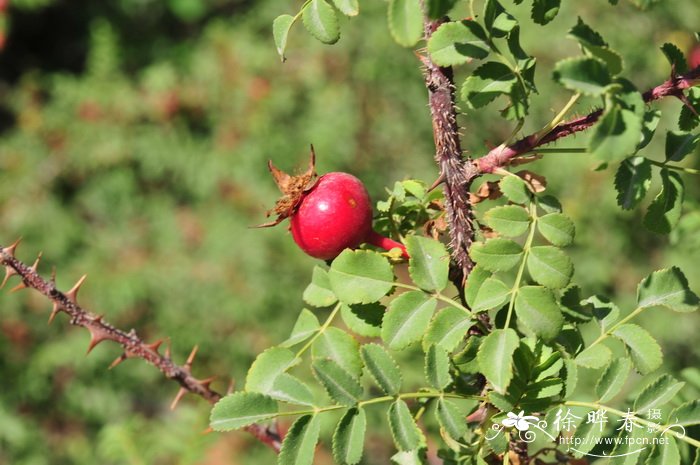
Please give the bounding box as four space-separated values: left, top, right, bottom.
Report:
423 307 472 352
436 398 468 439
568 17 622 75
575 344 612 369
245 347 300 393
312 359 363 406
531 0 560 25
312 327 363 378
477 328 519 394
273 15 295 61
279 414 321 465
614 157 652 210
571 418 605 457
388 399 425 451
514 286 564 340
210 392 279 431
595 357 632 402
668 400 700 427
361 343 402 396
329 250 394 305
483 0 518 38
553 57 611 96
426 0 458 19
465 265 491 308
645 437 680 465
537 212 575 247
612 324 662 375
302 0 340 45
472 277 510 313
483 205 531 237
499 175 531 204
388 0 423 47
469 238 523 272
332 0 359 17
562 358 579 399
643 169 684 234
281 309 321 348
341 303 384 337
382 291 437 350
665 130 699 162
460 61 517 109
427 20 490 67
637 267 699 313
526 245 574 289
332 408 367 465
634 374 685 414
425 344 452 390
303 266 338 307
661 42 688 73
589 102 643 163
406 235 450 292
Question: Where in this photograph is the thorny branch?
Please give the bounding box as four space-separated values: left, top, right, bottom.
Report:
421 18 479 284
0 240 283 452
475 65 700 174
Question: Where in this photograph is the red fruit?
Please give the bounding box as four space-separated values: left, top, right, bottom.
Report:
290 172 373 259
258 148 408 260
690 44 700 69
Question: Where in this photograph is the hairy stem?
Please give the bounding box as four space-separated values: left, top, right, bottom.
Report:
421 17 479 285
0 243 282 452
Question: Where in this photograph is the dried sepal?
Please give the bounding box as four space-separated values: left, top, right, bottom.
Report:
255 147 318 228
469 180 502 204
516 170 547 193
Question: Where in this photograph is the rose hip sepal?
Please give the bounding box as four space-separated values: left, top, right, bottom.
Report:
256 147 408 260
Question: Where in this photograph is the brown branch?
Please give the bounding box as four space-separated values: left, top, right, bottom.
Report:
0 240 282 452
421 18 479 283
475 65 700 174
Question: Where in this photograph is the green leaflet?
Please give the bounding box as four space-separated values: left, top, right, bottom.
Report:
388 0 423 47
361 343 403 395
329 250 394 305
612 324 662 374
477 328 519 393
595 357 632 402
312 358 363 406
387 399 425 451
637 267 699 312
210 392 279 431
302 0 340 45
279 415 321 465
406 235 449 292
425 344 452 390
643 169 684 234
382 291 437 350
332 408 367 465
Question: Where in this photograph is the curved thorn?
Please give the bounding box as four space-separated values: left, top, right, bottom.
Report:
108 353 128 370
30 252 42 272
185 345 199 369
48 303 62 325
1 266 17 289
2 237 22 258
146 339 164 353
10 281 27 293
170 387 188 410
66 274 88 303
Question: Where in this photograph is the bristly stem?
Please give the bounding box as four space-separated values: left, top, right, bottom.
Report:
421 16 479 286
0 243 283 452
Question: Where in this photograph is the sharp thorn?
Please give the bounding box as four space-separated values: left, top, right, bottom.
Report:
86 328 108 354
226 379 236 395
164 339 172 359
201 427 214 435
108 353 128 370
50 267 57 285
170 387 188 410
197 376 216 389
30 252 42 272
48 303 62 324
1 266 17 289
185 345 199 368
1 237 22 258
427 171 446 192
66 274 87 303
10 281 27 293
146 339 164 353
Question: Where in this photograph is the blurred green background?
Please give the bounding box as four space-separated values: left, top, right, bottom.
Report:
0 0 698 464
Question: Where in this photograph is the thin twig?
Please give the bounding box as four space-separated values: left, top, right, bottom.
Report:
475 65 700 174
0 241 282 452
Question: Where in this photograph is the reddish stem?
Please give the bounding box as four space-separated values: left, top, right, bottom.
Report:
365 230 409 258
